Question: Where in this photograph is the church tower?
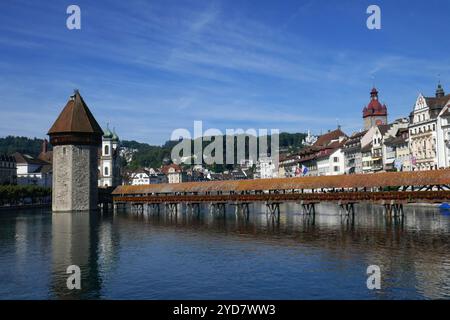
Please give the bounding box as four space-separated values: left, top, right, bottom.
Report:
98 125 121 187
362 87 388 130
48 90 103 212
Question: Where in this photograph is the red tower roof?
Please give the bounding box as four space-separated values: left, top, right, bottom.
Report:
363 87 387 118
47 90 103 146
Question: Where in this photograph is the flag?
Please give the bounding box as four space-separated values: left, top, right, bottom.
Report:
301 165 309 176
295 166 301 176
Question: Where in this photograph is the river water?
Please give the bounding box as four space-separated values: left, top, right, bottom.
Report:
0 203 449 300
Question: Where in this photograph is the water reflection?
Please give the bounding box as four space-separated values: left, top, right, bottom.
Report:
0 203 449 299
50 212 119 299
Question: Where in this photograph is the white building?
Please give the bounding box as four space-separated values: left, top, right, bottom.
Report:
255 157 278 179
13 152 52 187
162 164 185 183
316 144 346 176
98 125 122 187
408 83 450 171
130 168 166 185
436 100 450 168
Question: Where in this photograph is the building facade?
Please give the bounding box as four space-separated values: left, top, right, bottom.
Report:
130 168 167 185
162 164 186 183
298 128 347 176
343 130 367 174
384 128 411 171
0 154 16 185
316 147 346 176
98 126 122 187
436 101 450 168
13 152 52 187
255 157 278 179
408 83 450 171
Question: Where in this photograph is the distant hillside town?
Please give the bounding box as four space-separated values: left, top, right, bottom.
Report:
1 82 450 188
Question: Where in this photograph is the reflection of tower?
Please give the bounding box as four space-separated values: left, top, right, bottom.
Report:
48 90 103 211
51 212 102 299
362 88 388 130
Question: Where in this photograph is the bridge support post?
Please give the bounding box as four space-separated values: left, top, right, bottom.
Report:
383 202 404 218
187 202 201 218
266 202 281 223
233 202 250 221
210 202 226 217
132 203 144 215
339 202 356 220
301 201 316 216
165 203 178 217
149 203 160 216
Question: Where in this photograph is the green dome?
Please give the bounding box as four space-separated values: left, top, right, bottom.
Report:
112 128 119 141
103 124 113 139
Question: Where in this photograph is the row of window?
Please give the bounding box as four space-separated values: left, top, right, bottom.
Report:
410 124 436 135
0 162 15 168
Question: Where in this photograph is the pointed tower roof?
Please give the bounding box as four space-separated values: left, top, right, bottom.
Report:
436 82 445 98
363 87 388 118
48 90 103 146
48 90 103 135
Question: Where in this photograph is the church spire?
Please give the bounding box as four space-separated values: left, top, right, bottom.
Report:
436 81 445 98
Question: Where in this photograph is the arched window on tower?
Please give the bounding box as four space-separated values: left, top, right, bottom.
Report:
104 145 109 155
104 167 109 176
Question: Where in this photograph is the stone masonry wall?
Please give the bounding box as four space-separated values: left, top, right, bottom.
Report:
52 145 98 211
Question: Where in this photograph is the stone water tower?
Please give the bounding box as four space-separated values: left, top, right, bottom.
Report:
48 90 103 211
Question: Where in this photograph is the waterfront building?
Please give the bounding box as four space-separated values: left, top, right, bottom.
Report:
298 128 347 176
362 87 388 130
130 168 167 185
316 138 347 176
47 90 103 211
161 163 186 183
98 125 122 187
384 127 411 171
408 83 450 171
381 119 409 171
370 124 390 172
343 130 367 174
130 169 150 185
0 154 16 185
279 154 301 177
13 152 52 187
436 101 450 168
361 142 373 173
255 157 278 179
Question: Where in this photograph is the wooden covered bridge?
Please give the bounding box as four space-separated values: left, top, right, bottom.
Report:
112 169 450 220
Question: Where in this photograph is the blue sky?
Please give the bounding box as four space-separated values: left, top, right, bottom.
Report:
0 0 449 145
